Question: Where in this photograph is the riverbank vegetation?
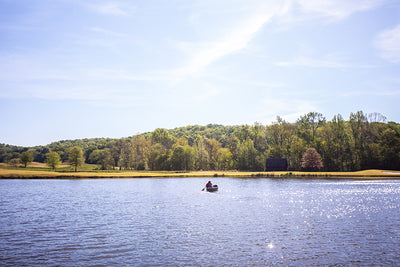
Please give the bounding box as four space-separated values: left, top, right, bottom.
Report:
0 164 399 179
1 111 399 173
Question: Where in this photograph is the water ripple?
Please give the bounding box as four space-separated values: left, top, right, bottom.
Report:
1 178 400 265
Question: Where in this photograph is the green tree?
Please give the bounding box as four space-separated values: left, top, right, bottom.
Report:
266 117 297 167
131 135 150 170
46 151 61 170
20 150 33 168
238 138 259 171
252 123 268 153
88 149 102 164
89 149 114 170
297 112 326 145
331 114 352 171
171 145 195 171
183 145 195 171
171 146 185 170
288 135 307 170
234 125 254 142
148 143 164 170
216 148 233 170
194 139 210 171
204 138 221 170
118 139 133 170
318 114 352 171
380 127 400 170
9 158 20 168
1 112 399 172
69 146 84 172
108 140 122 167
364 114 387 169
151 128 175 149
148 143 172 171
227 135 240 169
349 111 368 170
34 146 50 163
98 149 114 170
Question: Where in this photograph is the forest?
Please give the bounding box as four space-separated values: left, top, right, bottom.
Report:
1 111 399 172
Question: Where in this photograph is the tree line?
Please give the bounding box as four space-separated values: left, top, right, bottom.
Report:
1 111 399 171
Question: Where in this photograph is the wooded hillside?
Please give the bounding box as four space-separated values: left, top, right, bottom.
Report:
1 111 399 171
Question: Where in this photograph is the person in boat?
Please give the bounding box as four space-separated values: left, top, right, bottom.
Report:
206 181 212 188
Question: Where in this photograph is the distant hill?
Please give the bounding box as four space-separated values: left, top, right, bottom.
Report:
1 112 399 171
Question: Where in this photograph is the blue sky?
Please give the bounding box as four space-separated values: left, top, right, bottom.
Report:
1 0 400 146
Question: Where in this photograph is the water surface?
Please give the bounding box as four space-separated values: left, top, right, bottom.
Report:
1 178 400 266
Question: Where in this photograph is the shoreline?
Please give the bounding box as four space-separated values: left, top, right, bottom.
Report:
1 169 400 180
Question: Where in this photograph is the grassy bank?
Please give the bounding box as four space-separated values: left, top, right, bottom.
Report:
0 164 399 179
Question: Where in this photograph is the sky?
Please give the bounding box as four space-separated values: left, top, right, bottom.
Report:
1 0 400 147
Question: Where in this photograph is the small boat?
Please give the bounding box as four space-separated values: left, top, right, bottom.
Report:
206 185 218 192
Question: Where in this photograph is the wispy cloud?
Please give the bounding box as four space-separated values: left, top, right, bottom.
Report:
169 0 387 83
0 0 392 106
170 5 282 83
270 0 386 30
375 23 400 63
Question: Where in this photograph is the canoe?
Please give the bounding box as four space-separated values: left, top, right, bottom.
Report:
206 185 218 192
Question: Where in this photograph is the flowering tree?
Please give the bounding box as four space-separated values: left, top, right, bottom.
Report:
301 148 323 171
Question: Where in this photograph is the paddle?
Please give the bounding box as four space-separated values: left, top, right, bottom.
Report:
201 187 205 191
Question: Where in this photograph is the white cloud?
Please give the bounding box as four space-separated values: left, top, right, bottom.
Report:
169 0 387 84
272 0 387 30
0 0 391 104
170 4 283 83
375 24 400 63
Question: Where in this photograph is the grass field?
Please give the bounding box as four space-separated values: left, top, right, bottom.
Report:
1 162 97 172
0 163 399 179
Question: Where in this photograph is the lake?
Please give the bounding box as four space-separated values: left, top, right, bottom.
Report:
1 178 400 266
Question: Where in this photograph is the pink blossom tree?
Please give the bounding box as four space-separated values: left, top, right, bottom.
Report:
301 148 323 171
